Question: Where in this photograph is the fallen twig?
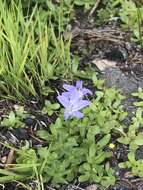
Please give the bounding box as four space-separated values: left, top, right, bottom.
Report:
88 0 101 17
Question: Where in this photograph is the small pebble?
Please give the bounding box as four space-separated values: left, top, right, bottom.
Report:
86 184 98 190
1 156 7 163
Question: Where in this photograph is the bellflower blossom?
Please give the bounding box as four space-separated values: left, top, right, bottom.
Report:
63 81 92 99
57 93 89 120
57 81 92 120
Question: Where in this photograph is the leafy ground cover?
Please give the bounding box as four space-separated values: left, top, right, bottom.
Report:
1 0 143 190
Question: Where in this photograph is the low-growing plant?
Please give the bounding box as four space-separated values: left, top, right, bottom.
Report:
118 0 143 43
0 80 128 188
42 100 60 116
97 0 120 25
0 149 41 190
79 136 115 187
74 0 96 10
118 108 143 150
35 81 127 188
37 117 115 188
97 0 143 45
1 106 28 128
118 90 143 178
132 87 143 107
119 151 143 178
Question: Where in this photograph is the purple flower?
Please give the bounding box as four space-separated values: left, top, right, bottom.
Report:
57 81 92 120
63 81 92 99
57 93 90 120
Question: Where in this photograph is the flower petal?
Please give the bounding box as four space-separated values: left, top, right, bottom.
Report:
70 91 81 100
57 95 69 107
76 81 82 89
63 84 75 91
82 88 93 95
72 111 84 118
62 92 71 97
64 110 71 120
62 91 81 102
76 100 90 110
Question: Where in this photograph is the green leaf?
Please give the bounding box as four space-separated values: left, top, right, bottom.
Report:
72 56 79 74
133 101 143 107
89 144 96 158
105 162 110 173
117 137 130 145
96 91 104 101
118 162 127 168
79 173 90 182
54 118 62 128
128 152 136 163
52 103 60 110
132 87 143 99
48 110 53 116
89 103 97 111
83 163 91 171
94 152 106 164
37 130 51 140
46 1 55 11
101 176 115 187
134 138 143 145
38 147 50 159
136 108 143 119
97 134 111 148
7 111 16 125
92 174 101 183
